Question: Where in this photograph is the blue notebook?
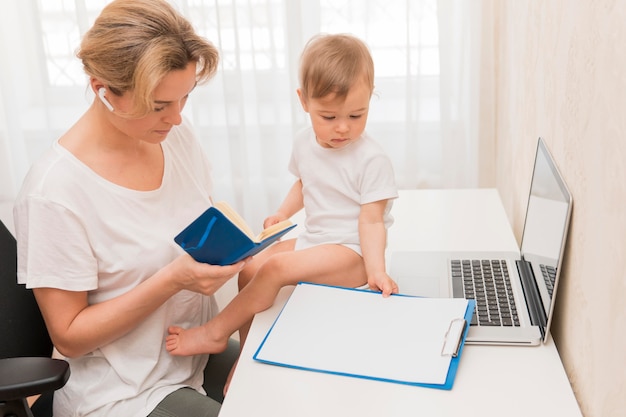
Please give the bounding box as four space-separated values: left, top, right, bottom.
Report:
254 282 475 390
175 201 297 266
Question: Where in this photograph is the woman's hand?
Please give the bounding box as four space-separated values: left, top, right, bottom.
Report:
166 253 249 295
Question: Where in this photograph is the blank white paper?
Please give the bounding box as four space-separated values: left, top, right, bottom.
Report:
254 283 470 386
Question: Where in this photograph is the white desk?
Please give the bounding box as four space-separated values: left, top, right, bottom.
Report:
219 189 582 417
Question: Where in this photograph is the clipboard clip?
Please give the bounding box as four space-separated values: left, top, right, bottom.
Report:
441 318 468 358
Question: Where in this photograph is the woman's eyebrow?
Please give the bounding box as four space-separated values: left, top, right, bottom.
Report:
153 83 197 104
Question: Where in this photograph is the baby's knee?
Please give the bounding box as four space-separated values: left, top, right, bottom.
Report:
239 253 293 290
255 255 293 284
238 258 271 289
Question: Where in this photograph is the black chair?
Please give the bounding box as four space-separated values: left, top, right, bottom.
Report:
0 220 70 417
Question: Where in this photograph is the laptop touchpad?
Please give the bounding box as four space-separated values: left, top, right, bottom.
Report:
387 251 450 298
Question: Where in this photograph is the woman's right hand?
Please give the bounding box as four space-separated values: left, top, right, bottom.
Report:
166 253 249 296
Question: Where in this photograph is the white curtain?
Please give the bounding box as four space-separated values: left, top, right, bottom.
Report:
0 0 488 230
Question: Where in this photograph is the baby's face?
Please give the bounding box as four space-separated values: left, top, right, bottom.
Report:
302 79 371 149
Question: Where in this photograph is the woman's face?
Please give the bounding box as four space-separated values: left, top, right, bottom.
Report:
106 62 198 144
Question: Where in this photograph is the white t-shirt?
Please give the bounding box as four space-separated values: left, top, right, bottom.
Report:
289 127 398 255
14 118 218 417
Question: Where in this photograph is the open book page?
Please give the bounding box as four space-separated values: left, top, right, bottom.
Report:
214 201 293 243
256 220 294 241
213 201 255 240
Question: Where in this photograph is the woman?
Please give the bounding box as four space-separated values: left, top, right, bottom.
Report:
13 1 243 416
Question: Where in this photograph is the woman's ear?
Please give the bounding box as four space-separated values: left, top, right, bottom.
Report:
90 78 115 112
89 78 106 95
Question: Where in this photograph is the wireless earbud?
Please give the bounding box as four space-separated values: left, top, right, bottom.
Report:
98 87 115 112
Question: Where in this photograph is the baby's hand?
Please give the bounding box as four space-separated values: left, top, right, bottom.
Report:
263 213 286 229
368 272 399 298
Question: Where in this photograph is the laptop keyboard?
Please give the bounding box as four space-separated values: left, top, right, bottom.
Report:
541 264 557 297
450 259 520 327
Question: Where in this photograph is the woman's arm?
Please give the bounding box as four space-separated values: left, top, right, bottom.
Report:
35 253 246 358
358 199 398 297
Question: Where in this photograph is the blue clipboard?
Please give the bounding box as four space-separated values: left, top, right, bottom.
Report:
253 282 475 390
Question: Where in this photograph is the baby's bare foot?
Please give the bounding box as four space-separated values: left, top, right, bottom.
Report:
166 325 228 356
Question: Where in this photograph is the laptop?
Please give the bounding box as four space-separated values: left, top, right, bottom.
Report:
389 138 572 345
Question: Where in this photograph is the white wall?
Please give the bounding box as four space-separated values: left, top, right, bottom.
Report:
491 2 626 416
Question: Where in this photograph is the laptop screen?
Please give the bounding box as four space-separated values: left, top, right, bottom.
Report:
519 138 572 340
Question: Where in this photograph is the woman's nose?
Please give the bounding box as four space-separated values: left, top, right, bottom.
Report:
164 103 183 125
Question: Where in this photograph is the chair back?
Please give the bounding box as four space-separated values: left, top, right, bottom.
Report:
0 220 54 359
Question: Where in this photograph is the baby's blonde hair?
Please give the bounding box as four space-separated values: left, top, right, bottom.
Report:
299 34 374 100
77 0 219 117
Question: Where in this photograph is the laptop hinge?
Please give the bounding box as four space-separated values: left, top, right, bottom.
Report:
516 259 547 340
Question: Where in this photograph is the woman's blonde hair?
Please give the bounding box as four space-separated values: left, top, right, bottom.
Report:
77 0 219 117
298 33 374 100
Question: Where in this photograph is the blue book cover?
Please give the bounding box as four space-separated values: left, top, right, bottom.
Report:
175 202 297 266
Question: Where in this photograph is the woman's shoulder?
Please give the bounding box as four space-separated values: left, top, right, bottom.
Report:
18 142 77 197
